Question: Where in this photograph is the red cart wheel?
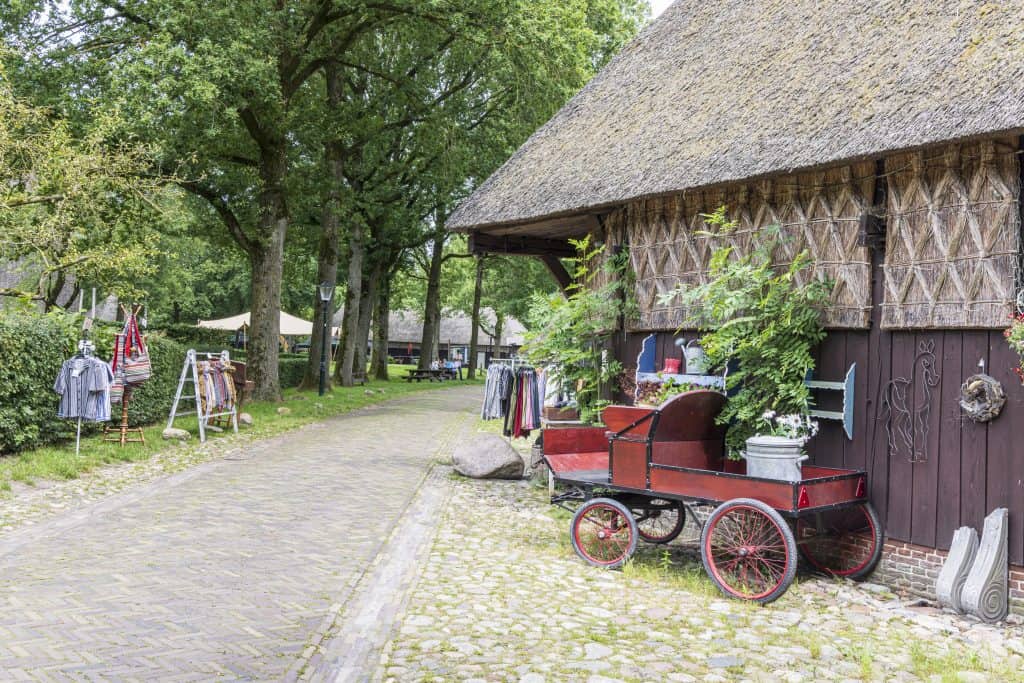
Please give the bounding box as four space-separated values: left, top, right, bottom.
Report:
571 497 638 569
796 502 882 580
630 498 686 544
700 498 797 604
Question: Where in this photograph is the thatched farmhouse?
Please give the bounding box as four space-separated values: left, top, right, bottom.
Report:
378 309 526 364
451 0 1024 608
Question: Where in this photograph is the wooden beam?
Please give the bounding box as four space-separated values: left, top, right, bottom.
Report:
538 255 572 293
469 232 577 258
483 213 602 238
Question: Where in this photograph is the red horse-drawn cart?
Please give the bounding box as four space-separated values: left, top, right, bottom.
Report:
541 391 882 603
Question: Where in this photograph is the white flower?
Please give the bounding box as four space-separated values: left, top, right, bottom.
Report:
761 410 776 420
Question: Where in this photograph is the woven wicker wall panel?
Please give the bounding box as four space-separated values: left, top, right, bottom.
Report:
882 138 1020 329
625 162 874 331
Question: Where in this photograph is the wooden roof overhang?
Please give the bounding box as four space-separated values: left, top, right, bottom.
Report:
465 213 603 292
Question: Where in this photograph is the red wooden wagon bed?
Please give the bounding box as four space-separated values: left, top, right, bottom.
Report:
541 390 882 603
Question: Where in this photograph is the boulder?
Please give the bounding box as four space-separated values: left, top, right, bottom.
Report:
238 412 253 426
162 427 191 441
205 424 224 433
452 434 525 479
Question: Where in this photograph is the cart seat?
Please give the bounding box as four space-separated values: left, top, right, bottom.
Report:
603 391 727 485
541 426 610 483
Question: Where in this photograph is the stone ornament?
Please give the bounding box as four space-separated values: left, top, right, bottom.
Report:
959 373 1006 423
935 526 978 612
961 508 1009 623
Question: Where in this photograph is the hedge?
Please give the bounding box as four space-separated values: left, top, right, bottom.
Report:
0 313 80 453
0 313 187 454
0 313 316 454
160 323 236 352
279 353 308 389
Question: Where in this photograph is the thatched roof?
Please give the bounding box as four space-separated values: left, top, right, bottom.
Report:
449 0 1024 235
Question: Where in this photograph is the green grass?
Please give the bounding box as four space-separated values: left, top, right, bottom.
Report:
0 363 482 489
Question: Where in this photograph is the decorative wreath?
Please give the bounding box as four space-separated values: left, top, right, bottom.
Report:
959 374 1006 423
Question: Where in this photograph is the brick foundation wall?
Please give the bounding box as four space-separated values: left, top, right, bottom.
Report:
871 539 1024 617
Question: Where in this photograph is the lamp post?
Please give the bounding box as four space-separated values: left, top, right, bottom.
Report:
318 281 335 396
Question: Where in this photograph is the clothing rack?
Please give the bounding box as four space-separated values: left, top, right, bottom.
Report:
166 349 239 443
103 387 146 446
103 304 147 447
73 338 96 457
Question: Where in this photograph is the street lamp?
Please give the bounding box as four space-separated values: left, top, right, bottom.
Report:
318 281 335 396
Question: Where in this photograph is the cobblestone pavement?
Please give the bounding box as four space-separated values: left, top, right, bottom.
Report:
377 461 1024 683
0 434 243 536
0 386 480 681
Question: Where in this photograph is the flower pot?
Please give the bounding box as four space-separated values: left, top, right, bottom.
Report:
743 435 808 482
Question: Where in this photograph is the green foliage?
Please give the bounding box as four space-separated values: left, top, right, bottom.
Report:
0 312 80 452
649 378 699 406
1004 312 1024 383
160 324 235 352
523 236 634 423
0 69 170 307
658 210 830 457
119 334 187 427
0 312 187 453
277 354 309 390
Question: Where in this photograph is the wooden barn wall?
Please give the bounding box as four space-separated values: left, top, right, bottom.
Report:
605 135 1024 563
615 327 1024 565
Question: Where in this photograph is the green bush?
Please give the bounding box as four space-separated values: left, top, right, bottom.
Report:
0 312 187 454
278 353 308 389
160 323 235 352
0 312 81 452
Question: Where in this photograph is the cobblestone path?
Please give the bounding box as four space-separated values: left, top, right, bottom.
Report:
0 386 480 681
377 471 1024 683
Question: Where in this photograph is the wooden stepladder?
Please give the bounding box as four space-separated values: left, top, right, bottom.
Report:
167 349 239 443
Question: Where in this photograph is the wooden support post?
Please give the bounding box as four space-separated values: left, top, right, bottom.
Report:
103 387 146 446
538 254 572 292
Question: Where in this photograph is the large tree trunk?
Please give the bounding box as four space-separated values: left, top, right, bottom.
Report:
299 139 341 391
248 142 288 401
467 255 484 379
333 220 363 387
418 226 445 370
493 311 504 359
354 260 380 383
372 274 391 380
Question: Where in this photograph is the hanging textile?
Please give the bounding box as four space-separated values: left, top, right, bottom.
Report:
54 354 113 422
482 364 514 420
503 367 541 438
197 360 237 414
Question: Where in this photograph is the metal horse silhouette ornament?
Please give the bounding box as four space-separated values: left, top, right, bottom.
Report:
881 340 940 463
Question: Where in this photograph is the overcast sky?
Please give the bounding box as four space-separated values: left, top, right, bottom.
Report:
650 0 674 18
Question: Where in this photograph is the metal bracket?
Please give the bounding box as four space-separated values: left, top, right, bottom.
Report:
805 363 856 440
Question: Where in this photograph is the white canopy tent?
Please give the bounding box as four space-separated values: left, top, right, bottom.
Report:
198 311 336 337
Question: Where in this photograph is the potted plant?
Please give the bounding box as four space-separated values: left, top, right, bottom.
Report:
744 411 819 481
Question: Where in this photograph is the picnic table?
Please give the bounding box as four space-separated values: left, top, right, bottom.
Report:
404 366 464 382
405 368 448 382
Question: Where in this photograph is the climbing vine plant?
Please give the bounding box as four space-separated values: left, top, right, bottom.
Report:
659 209 830 456
1005 313 1024 383
523 236 636 423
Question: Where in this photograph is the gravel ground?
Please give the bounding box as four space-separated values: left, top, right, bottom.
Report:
377 471 1024 683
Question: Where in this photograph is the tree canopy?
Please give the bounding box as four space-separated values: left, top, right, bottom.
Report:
0 0 650 395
